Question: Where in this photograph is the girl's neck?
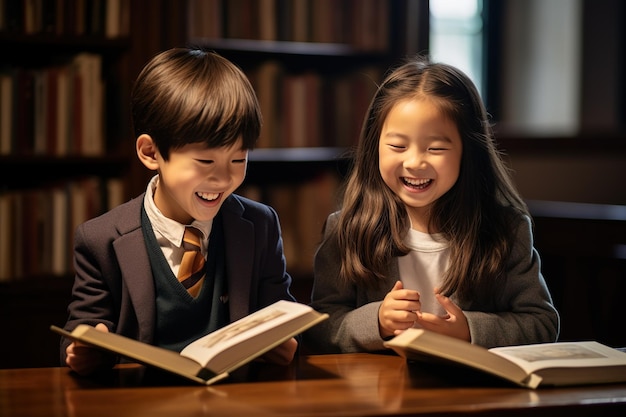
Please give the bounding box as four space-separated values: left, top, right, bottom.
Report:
407 206 434 233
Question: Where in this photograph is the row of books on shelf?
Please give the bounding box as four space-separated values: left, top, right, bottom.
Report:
248 61 381 148
188 0 389 50
238 170 340 275
0 0 129 38
1 54 379 154
0 170 338 282
0 53 104 156
0 176 124 281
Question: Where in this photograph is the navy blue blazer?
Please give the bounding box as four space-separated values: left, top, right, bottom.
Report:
60 192 295 363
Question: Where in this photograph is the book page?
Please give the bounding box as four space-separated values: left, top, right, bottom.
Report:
490 341 626 374
179 300 312 368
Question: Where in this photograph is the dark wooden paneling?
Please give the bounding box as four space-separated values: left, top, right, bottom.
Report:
529 201 626 347
0 277 74 368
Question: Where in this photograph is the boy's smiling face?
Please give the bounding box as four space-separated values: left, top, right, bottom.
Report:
146 137 248 224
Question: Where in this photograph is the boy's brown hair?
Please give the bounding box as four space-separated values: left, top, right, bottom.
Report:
131 48 262 160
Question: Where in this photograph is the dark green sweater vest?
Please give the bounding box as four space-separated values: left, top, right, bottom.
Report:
141 207 228 352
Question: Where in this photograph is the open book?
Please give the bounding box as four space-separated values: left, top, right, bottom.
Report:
384 328 626 389
51 300 327 385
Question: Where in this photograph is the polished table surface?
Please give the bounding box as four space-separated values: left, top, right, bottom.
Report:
1 353 626 417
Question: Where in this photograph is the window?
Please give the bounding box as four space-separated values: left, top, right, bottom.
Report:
429 0 485 99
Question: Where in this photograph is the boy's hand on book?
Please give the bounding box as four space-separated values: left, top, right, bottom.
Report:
415 292 470 342
65 323 111 375
379 281 421 339
258 337 298 366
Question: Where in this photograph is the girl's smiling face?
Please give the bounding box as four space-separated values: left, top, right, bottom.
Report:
153 139 248 225
378 98 463 232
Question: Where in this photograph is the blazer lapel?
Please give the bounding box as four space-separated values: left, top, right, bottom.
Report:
113 222 156 343
221 197 254 322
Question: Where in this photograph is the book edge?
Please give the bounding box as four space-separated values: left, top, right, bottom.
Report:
50 324 224 385
384 329 536 388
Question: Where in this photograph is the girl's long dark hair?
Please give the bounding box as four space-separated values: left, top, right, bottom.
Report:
329 56 529 302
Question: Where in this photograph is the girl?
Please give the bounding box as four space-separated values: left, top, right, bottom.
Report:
304 57 560 354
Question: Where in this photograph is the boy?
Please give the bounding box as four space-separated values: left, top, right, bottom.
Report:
60 48 298 375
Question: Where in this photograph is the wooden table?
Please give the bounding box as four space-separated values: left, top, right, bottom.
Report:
1 353 625 416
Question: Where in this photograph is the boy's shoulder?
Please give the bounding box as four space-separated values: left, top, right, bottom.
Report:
221 194 282 235
80 193 144 232
226 193 275 217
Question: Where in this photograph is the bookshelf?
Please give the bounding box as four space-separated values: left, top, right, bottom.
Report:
186 0 429 281
0 0 132 368
0 1 132 282
0 0 429 367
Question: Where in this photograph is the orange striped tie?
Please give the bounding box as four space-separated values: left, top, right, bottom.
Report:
178 227 205 297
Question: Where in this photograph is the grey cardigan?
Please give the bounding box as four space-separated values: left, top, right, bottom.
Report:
304 211 560 354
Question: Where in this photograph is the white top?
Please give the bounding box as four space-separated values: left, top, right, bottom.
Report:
398 228 449 319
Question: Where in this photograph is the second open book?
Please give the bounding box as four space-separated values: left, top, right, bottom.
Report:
51 300 327 385
384 328 626 388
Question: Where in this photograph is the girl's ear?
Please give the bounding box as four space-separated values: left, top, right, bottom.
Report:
136 134 160 171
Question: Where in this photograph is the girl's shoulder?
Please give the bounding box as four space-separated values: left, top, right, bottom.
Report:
496 205 534 246
321 210 341 234
497 204 530 225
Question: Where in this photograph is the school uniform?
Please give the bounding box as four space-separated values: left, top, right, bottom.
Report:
60 191 295 363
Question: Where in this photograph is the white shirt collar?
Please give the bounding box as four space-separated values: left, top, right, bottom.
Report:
143 175 213 249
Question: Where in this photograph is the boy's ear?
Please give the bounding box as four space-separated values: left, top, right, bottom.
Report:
136 134 160 171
